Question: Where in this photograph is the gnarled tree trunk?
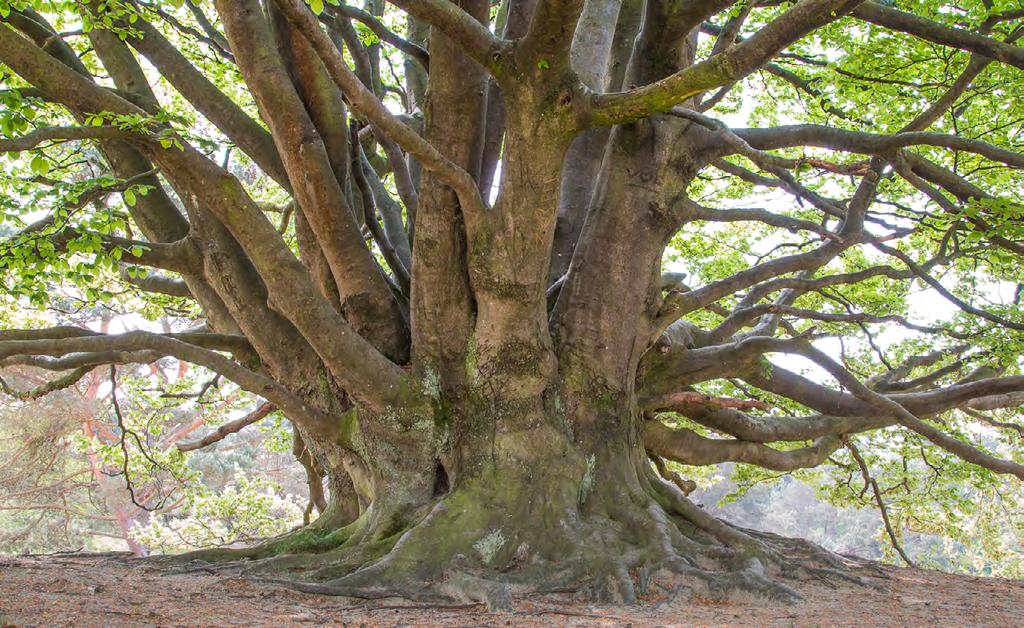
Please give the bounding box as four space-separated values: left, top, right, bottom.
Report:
3 0 1024 609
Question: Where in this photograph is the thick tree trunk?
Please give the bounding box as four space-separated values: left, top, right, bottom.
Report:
179 370 834 608
165 30 838 602
5 0 962 607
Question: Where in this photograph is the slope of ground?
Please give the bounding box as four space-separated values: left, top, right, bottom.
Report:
1 553 1022 626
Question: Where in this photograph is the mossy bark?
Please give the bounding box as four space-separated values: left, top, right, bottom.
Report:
156 9 864 606
176 378 858 608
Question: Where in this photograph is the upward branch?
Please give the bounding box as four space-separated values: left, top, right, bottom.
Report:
274 0 489 232
588 0 865 126
124 15 289 187
0 17 416 414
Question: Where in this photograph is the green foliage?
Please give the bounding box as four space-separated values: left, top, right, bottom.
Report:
133 476 304 552
0 300 309 555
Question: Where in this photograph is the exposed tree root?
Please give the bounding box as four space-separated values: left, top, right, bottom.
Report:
154 506 360 574
155 468 882 611
649 474 883 591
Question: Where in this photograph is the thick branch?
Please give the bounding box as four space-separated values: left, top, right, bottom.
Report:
217 0 406 359
275 0 488 233
644 419 842 471
125 17 288 187
0 331 342 442
796 342 1024 480
385 0 504 68
120 270 193 298
589 0 864 125
1 350 164 371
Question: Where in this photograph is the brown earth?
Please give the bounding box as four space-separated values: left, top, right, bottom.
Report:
1 552 1022 626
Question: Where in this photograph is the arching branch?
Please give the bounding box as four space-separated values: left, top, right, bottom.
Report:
588 0 864 126
0 17 419 411
851 2 1024 70
644 419 842 471
794 342 1024 480
0 331 343 442
385 0 504 68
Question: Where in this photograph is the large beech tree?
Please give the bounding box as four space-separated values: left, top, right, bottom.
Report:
1 0 1023 605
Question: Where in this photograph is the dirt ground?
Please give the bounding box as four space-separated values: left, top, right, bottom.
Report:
1 552 1022 627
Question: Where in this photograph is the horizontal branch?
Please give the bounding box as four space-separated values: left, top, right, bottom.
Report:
119 270 193 298
665 402 887 443
0 365 93 400
0 327 251 358
966 392 1024 412
644 419 842 471
684 200 838 240
0 331 342 442
731 266 914 309
673 167 888 316
640 391 771 412
0 125 129 151
0 350 163 371
795 342 1024 480
650 363 1024 449
673 238 854 316
873 242 1024 332
737 125 1024 169
9 219 199 279
715 304 947 340
385 0 503 69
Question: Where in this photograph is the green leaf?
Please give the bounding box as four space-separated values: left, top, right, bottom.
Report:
310 0 324 15
30 155 50 177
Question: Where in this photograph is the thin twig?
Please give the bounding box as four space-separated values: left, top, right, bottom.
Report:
845 439 915 568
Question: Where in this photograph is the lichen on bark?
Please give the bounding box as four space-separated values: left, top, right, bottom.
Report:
2 0 1022 609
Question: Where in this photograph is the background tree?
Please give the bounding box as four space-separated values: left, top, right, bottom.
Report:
0 0 1022 606
0 310 315 556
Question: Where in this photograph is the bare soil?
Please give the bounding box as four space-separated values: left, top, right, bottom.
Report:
1 552 1022 626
